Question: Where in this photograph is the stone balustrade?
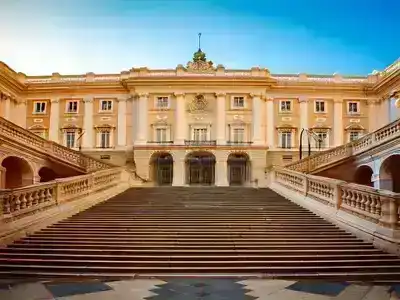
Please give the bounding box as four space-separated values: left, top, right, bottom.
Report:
0 117 111 173
285 118 400 173
269 166 400 251
0 167 123 223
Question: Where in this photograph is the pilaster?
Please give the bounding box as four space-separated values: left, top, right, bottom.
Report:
49 98 60 143
215 92 226 145
333 98 343 146
251 93 262 145
82 97 94 148
117 96 128 148
174 92 186 145
135 93 149 145
216 159 229 186
367 99 379 132
4 96 11 120
172 158 186 186
265 97 274 148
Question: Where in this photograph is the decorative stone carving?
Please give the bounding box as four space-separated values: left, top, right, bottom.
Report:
188 94 208 113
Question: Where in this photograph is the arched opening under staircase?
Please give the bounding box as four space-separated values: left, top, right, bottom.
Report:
1 156 34 188
379 154 400 192
354 165 373 187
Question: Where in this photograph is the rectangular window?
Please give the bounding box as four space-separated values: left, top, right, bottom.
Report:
33 101 46 114
232 128 244 142
66 132 75 148
156 97 169 109
348 102 359 114
280 100 291 112
349 131 360 142
233 97 245 108
280 132 292 148
315 132 328 148
315 100 326 113
155 128 167 142
100 131 111 148
66 101 78 113
193 128 207 141
100 100 113 112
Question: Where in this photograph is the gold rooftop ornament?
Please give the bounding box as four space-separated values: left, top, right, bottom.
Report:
186 33 216 72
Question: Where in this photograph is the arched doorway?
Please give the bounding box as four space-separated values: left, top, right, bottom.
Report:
379 155 400 192
354 165 373 187
38 167 57 183
228 153 250 186
185 151 215 185
149 152 173 185
1 156 34 188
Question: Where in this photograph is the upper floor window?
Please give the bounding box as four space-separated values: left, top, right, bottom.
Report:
193 128 208 141
66 100 78 113
33 101 46 114
65 131 76 148
155 128 167 142
100 100 113 112
314 100 326 113
100 131 111 148
280 131 292 148
349 131 361 142
232 97 245 109
279 100 292 112
232 128 245 142
348 102 360 114
156 97 169 109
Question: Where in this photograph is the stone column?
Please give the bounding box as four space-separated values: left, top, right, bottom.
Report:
82 97 94 149
216 159 229 186
117 96 127 148
4 96 11 120
172 158 186 186
215 92 226 145
135 93 149 145
49 98 60 143
16 101 27 128
299 96 309 146
333 98 343 146
174 93 186 145
251 93 262 145
266 97 274 148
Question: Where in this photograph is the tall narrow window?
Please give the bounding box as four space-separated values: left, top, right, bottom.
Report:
100 131 111 148
193 128 207 141
66 132 76 148
232 128 244 142
156 128 167 142
280 132 292 148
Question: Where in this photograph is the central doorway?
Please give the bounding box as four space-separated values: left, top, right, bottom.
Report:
150 152 173 186
185 151 216 185
228 153 250 186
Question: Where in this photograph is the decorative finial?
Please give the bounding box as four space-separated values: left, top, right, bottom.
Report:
198 33 202 50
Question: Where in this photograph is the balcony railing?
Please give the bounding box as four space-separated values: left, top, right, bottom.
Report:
284 118 400 173
226 141 253 146
147 141 174 145
184 140 217 146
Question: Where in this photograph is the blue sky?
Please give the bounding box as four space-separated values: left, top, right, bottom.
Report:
0 0 398 75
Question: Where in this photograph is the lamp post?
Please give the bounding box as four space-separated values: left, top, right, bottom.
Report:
299 128 312 160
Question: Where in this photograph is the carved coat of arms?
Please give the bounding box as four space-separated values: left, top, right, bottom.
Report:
189 94 208 113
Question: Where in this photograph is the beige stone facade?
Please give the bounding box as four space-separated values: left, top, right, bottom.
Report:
0 52 399 186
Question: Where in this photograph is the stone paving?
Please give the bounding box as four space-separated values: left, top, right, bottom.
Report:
0 278 399 299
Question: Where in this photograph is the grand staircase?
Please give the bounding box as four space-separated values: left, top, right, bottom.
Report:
1 187 400 281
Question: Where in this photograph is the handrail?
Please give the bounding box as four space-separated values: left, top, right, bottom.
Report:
0 117 113 172
285 118 400 173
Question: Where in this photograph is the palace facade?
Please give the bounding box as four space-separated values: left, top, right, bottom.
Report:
0 49 399 186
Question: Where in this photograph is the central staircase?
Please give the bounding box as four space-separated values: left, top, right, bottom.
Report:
1 187 400 281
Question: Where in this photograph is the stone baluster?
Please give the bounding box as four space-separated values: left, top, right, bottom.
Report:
333 98 343 146
49 98 60 143
135 93 149 145
82 97 94 149
251 93 262 145
174 93 186 145
215 92 226 145
117 96 128 148
266 97 274 148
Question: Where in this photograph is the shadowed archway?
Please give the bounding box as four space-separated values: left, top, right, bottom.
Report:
185 151 216 185
149 152 173 186
227 153 251 186
38 167 58 183
379 154 400 192
354 165 373 187
1 156 34 188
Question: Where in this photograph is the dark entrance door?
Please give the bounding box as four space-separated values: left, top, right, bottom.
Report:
152 154 173 186
186 153 215 185
228 154 249 186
